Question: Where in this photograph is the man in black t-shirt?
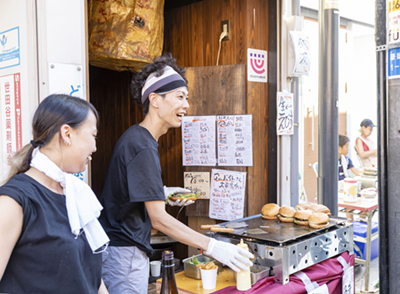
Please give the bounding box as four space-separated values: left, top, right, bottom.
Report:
99 53 253 294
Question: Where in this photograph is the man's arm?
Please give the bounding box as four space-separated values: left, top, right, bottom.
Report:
145 200 210 251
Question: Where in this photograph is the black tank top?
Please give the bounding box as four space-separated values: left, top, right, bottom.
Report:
0 173 101 294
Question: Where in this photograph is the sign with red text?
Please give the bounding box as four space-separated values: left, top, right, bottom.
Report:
209 169 246 221
217 115 253 166
184 171 210 199
247 48 268 82
181 116 216 166
1 73 22 168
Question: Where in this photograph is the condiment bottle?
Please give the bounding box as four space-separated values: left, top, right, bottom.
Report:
236 239 251 291
160 250 179 294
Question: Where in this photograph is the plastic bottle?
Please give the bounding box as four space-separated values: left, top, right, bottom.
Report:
343 178 358 202
236 239 251 291
160 251 179 294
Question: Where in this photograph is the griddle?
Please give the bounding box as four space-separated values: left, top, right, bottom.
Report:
217 214 347 245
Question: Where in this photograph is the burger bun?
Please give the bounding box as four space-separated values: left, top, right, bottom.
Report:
308 213 330 229
261 203 280 219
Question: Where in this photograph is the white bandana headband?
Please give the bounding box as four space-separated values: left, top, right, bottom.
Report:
30 150 109 253
141 65 187 103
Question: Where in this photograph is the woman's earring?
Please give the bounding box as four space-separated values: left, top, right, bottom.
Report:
65 140 71 146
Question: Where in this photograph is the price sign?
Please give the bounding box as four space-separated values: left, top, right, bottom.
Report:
184 172 210 199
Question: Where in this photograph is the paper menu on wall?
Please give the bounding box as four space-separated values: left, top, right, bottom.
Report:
276 92 294 135
217 115 253 166
209 169 247 221
184 172 210 199
182 116 216 166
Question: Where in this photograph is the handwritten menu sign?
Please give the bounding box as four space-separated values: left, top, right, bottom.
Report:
209 169 247 221
182 116 216 166
277 92 294 135
184 172 210 199
217 115 253 166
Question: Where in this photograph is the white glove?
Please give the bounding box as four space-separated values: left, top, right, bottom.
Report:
205 238 254 273
164 186 194 206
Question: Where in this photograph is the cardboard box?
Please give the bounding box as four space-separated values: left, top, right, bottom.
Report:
353 220 379 260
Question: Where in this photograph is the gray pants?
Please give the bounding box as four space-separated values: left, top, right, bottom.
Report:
102 246 149 294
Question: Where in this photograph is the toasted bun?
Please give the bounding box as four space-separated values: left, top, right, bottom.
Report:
261 203 280 217
309 204 331 215
294 219 309 226
294 210 313 220
262 215 278 220
169 196 197 202
295 202 313 211
278 215 294 222
308 213 330 229
279 206 295 217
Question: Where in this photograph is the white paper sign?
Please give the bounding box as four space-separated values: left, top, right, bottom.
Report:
342 266 354 294
247 48 268 82
182 116 216 166
184 172 210 199
277 92 294 135
217 115 253 166
289 31 311 76
209 169 247 221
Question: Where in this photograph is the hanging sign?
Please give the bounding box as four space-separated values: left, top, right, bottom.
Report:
389 0 400 44
247 48 268 82
217 115 253 166
277 92 294 135
0 27 20 70
209 169 246 221
184 172 210 199
289 31 311 77
1 73 22 168
388 47 400 78
181 116 217 166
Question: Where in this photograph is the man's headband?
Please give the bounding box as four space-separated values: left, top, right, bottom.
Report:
141 66 188 104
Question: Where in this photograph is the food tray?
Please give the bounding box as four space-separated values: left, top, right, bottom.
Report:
183 254 222 279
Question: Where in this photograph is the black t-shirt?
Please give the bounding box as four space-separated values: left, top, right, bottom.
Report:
99 124 165 256
0 173 102 294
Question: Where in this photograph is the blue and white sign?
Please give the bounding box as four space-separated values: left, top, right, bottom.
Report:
389 48 400 79
0 27 20 70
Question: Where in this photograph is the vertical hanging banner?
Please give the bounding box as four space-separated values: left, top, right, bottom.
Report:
289 31 311 76
181 116 216 166
209 169 247 221
247 48 268 82
217 115 253 166
389 0 400 44
277 92 294 135
1 73 22 167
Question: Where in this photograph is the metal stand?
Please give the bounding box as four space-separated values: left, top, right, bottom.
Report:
339 205 379 293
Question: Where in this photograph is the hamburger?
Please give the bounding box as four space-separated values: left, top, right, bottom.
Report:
308 213 330 229
166 192 199 203
278 206 296 222
309 204 331 216
293 210 313 226
295 202 313 211
261 203 280 220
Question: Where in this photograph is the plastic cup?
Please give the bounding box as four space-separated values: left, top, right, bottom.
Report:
150 260 161 277
200 268 218 290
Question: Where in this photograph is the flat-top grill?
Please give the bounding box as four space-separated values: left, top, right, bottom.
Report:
208 214 353 285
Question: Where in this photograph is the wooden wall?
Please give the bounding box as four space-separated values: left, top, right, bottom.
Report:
164 0 271 216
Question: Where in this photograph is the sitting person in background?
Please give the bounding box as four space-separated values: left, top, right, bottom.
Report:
339 134 363 181
355 118 377 168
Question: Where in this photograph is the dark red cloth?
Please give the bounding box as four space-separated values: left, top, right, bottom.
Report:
213 251 354 294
